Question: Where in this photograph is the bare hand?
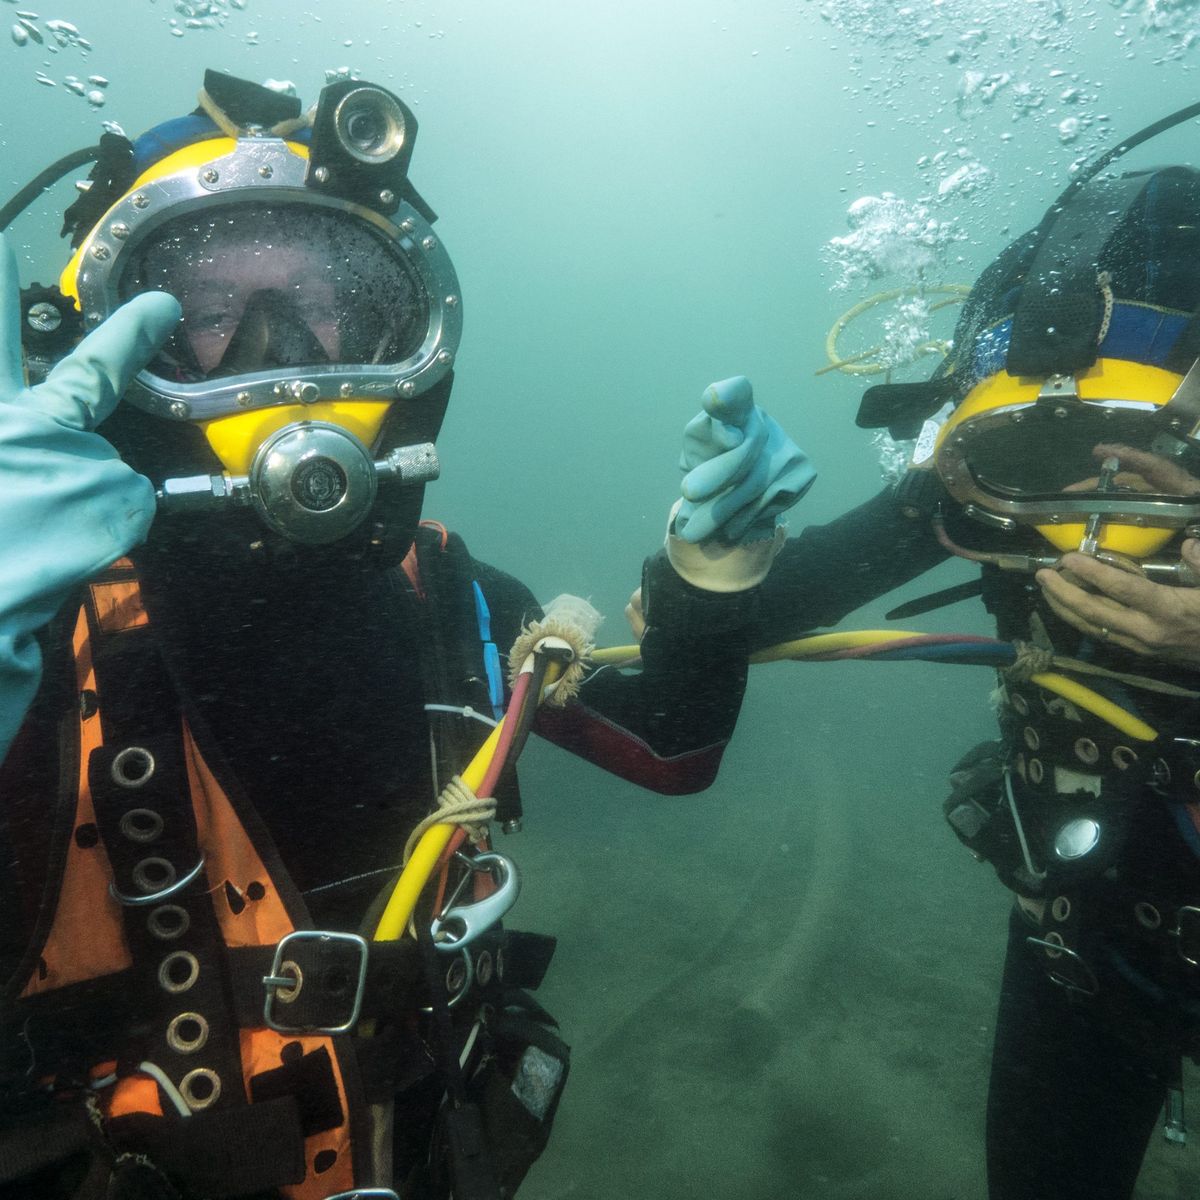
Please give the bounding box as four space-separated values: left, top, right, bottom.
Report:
1036 543 1200 668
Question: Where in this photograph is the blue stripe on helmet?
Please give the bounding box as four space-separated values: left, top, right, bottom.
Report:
968 302 1192 389
131 114 312 174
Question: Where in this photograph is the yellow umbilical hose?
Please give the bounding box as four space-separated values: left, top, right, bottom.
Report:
373 721 502 942
819 285 970 377
374 627 1156 943
1025 672 1156 742
373 661 564 942
589 632 1160 742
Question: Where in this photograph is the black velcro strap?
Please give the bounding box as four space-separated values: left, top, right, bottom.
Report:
855 375 960 438
109 1094 306 1197
202 68 303 128
1008 173 1157 376
249 1045 343 1137
0 1104 88 1183
3 969 144 1088
499 932 557 992
641 549 760 638
355 1023 436 1104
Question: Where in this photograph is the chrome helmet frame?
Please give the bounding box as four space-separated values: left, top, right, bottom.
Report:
72 134 462 425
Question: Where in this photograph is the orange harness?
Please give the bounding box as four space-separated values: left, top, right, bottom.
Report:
14 561 375 1198
2 530 555 1199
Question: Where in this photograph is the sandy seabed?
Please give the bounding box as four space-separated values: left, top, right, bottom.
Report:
507 665 1200 1200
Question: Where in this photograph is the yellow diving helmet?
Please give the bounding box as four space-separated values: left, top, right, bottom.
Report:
854 123 1200 584
56 69 460 546
934 355 1200 560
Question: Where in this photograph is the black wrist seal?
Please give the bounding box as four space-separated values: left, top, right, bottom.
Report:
640 548 761 639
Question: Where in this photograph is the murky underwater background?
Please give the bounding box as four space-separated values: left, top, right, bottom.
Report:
5 0 1200 1194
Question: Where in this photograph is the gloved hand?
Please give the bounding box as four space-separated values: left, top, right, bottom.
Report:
663 375 814 594
0 233 180 762
675 374 816 544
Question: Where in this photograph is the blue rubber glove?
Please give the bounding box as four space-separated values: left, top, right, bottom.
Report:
676 375 816 543
0 233 180 762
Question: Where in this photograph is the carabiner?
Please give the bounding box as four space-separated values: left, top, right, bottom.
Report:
430 852 520 952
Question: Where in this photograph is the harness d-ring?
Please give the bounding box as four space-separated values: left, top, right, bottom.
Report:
109 856 206 907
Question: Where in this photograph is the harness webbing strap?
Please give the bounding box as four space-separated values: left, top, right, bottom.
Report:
20 605 131 998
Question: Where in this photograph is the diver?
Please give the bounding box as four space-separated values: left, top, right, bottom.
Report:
726 101 1200 1200
0 70 814 1199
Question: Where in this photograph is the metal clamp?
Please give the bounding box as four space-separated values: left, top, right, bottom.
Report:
430 852 520 952
263 930 368 1035
1026 936 1100 996
323 1191 400 1200
1171 905 1200 967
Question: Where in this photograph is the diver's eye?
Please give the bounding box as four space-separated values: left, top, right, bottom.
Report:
187 308 236 334
298 300 332 323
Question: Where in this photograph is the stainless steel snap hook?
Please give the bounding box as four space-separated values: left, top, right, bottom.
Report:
430 852 520 952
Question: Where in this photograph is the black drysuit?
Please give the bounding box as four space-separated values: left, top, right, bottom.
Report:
755 481 1200 1200
0 518 751 1198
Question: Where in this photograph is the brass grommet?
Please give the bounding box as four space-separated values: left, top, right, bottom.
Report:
166 1012 209 1055
476 950 493 987
1028 758 1044 785
1074 738 1099 766
1193 768 1200 792
110 746 156 789
179 1067 221 1111
1042 931 1064 959
1113 746 1139 771
1023 726 1041 751
1051 896 1071 923
119 808 164 844
1134 902 1162 930
445 957 468 996
147 904 190 941
133 857 176 895
1010 692 1030 716
273 960 302 1004
158 951 199 995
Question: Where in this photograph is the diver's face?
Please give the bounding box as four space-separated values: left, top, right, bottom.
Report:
173 241 339 373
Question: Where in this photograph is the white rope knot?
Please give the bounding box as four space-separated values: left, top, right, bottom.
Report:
1006 641 1056 683
401 775 495 866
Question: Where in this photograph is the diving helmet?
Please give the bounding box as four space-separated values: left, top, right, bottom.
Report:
38 70 461 548
857 106 1200 581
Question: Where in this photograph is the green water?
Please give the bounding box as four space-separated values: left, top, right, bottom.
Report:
4 1 1200 1194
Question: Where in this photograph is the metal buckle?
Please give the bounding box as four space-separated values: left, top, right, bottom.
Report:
430 852 520 952
263 930 369 1035
1172 906 1200 967
1026 936 1100 996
